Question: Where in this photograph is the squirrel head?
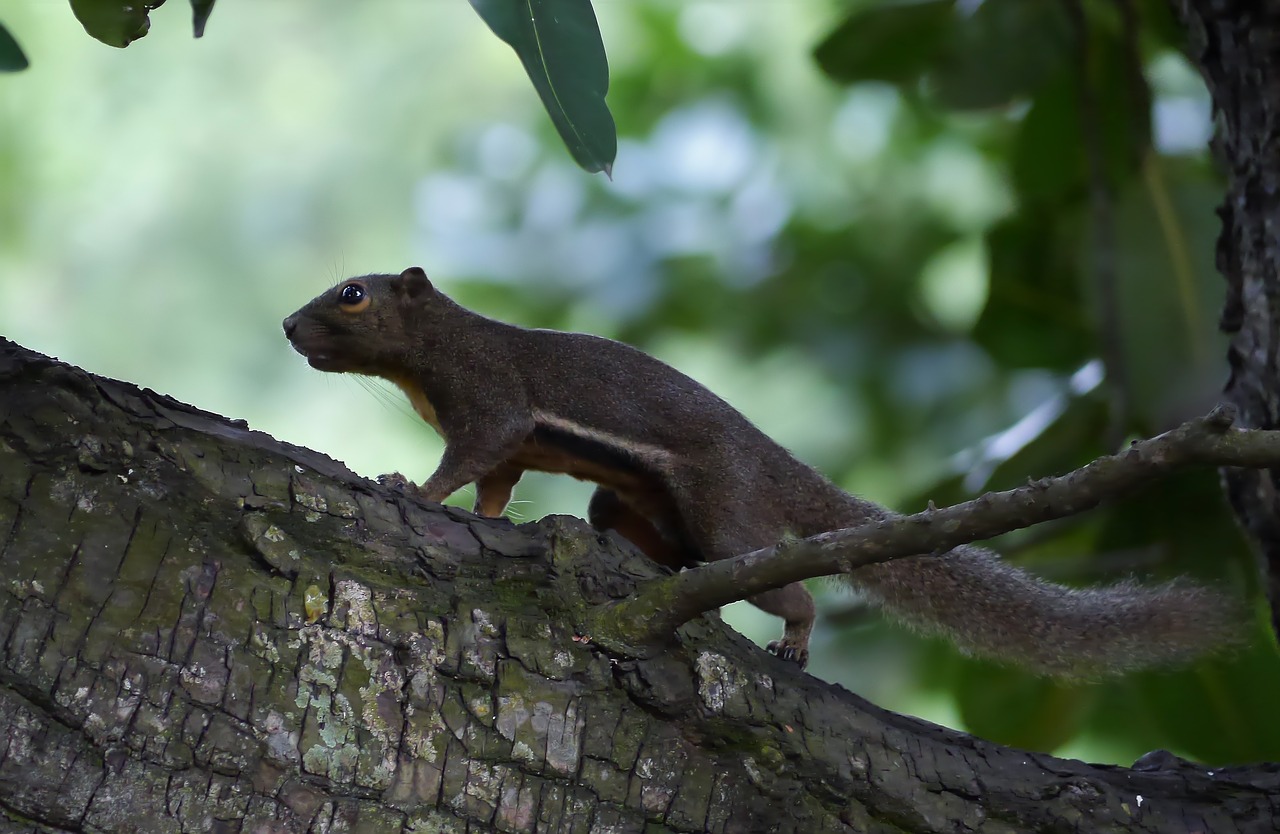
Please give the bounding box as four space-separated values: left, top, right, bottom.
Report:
282 267 440 374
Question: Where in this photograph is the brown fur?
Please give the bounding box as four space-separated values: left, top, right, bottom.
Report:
284 268 1247 673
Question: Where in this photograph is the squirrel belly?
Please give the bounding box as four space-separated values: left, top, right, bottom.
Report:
284 268 1248 674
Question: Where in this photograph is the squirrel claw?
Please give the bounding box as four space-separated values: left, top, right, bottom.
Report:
766 640 809 669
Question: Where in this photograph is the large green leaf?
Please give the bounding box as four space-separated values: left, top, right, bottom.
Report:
954 661 1095 751
901 393 1110 515
1094 470 1275 762
1011 74 1089 208
814 0 1077 112
973 214 1093 371
1089 471 1274 763
469 0 616 176
1012 31 1150 209
1083 160 1225 431
69 0 161 48
813 0 955 86
0 23 28 72
1094 469 1256 587
931 0 1073 110
191 0 216 38
1128 633 1280 765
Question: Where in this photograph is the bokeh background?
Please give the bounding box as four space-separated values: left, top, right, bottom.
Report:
2 0 1276 765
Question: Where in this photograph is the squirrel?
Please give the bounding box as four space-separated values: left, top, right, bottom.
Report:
283 267 1247 674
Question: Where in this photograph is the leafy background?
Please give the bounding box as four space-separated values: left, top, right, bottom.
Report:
0 0 1276 765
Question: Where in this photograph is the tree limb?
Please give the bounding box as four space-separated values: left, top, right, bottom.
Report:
2 338 1278 831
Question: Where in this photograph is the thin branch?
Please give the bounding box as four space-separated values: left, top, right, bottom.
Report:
587 406 1269 656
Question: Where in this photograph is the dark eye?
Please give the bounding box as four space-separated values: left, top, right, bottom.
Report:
339 284 365 306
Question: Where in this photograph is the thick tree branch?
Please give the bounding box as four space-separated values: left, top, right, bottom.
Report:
590 406 1265 656
2 338 1279 831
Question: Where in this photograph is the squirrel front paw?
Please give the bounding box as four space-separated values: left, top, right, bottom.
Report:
378 473 451 507
376 472 416 492
766 639 809 669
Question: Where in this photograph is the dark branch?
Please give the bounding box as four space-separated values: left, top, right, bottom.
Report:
588 406 1262 656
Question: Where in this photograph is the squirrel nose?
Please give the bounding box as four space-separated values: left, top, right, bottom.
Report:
282 314 299 338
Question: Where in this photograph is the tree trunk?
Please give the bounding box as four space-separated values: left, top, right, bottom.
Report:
1 339 1276 832
1179 1 1280 637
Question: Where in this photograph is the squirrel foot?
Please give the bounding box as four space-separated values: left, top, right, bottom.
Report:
377 472 416 492
766 639 809 669
378 472 451 507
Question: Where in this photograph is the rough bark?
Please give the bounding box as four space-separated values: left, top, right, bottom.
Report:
1 340 1278 833
1179 1 1280 637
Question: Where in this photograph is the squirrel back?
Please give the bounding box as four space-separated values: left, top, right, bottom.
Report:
284 268 1248 673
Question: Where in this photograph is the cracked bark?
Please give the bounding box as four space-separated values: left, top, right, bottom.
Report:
1178 1 1280 639
1 340 1277 833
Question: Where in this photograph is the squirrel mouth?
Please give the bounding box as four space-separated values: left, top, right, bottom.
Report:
302 352 337 369
287 340 339 370
302 351 350 372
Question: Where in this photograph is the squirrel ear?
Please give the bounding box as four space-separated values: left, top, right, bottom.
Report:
394 267 433 300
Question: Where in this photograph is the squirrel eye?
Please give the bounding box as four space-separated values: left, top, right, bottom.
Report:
339 284 365 306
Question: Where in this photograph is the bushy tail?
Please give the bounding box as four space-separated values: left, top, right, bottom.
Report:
848 545 1249 677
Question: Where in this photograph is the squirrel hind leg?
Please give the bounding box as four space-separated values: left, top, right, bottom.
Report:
474 463 524 517
587 487 693 570
664 468 817 666
590 485 817 668
753 584 816 668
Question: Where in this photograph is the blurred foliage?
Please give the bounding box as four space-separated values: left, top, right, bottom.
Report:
0 0 1276 766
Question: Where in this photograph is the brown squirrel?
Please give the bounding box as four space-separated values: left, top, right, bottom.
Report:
283 267 1246 674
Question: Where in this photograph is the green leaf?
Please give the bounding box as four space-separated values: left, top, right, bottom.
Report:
1094 469 1256 587
931 0 1073 110
191 0 216 38
469 0 616 176
976 394 1109 494
1012 32 1150 209
1084 159 1225 431
1136 0 1186 54
1129 632 1280 765
973 214 1093 371
69 0 160 48
1089 470 1276 764
0 23 28 72
955 660 1095 751
814 0 1077 110
813 0 956 85
1011 74 1088 207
